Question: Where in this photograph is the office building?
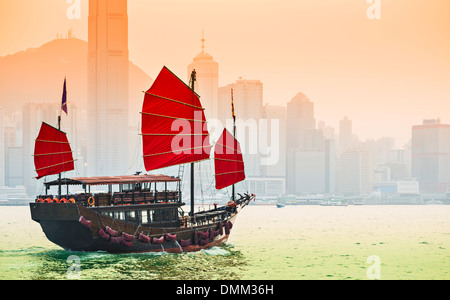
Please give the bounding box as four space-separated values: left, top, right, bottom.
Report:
338 148 374 194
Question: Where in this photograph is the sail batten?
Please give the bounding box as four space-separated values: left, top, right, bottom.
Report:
35 160 77 172
140 112 207 123
33 151 73 157
214 129 246 190
143 92 205 110
141 66 211 172
34 122 75 179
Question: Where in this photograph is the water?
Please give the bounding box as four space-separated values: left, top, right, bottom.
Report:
0 205 449 280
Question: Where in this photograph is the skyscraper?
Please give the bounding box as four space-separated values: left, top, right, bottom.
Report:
87 0 129 176
412 119 450 193
187 33 219 123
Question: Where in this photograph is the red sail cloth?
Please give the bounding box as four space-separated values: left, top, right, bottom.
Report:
141 66 211 171
34 122 74 179
214 129 245 190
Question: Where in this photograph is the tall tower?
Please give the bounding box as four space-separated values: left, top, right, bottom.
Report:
88 0 129 176
188 32 219 123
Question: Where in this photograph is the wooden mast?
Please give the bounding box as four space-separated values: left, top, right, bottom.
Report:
57 115 62 197
231 89 236 203
190 69 197 217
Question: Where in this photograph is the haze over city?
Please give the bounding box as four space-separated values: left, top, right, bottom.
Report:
1 0 449 147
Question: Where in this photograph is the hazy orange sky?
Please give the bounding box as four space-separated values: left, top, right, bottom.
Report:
1 0 449 146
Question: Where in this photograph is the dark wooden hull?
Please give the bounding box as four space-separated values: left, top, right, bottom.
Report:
29 202 245 253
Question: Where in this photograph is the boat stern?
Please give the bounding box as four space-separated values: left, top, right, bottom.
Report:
29 203 95 251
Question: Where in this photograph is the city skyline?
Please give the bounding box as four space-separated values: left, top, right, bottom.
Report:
1 0 449 146
1 0 450 199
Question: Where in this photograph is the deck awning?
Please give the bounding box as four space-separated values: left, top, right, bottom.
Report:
44 175 180 187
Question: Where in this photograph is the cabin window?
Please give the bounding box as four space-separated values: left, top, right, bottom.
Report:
141 210 148 224
125 211 137 224
142 182 151 191
161 210 170 222
122 184 134 192
152 210 160 223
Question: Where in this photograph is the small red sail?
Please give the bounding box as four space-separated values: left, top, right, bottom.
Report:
141 66 212 171
34 122 75 179
214 129 245 190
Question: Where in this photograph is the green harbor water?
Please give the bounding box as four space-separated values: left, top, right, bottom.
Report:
0 205 449 280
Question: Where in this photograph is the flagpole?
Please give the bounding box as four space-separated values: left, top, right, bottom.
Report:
57 77 66 197
58 107 62 197
231 89 236 203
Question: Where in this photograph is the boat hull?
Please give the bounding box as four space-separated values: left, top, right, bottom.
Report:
30 202 238 253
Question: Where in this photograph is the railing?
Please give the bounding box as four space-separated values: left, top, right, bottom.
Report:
36 190 181 207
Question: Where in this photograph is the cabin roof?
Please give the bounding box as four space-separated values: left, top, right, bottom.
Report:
44 175 180 186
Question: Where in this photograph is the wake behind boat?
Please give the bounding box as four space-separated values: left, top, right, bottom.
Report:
30 67 254 253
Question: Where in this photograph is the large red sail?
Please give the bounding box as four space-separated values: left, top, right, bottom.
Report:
141 66 212 171
214 129 245 190
34 122 75 179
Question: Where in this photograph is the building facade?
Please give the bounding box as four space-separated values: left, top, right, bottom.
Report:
338 148 374 194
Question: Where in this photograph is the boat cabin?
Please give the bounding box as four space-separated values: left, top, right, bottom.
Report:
37 175 185 228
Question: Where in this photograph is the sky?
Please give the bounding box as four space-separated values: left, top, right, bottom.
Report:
1 0 449 147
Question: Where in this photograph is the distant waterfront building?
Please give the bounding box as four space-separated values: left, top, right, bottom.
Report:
412 119 450 194
286 139 336 195
87 0 129 176
338 148 374 194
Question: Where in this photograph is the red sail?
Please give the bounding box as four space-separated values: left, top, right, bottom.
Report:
141 66 212 171
214 129 245 190
34 122 75 179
